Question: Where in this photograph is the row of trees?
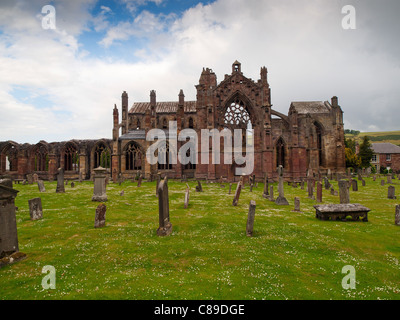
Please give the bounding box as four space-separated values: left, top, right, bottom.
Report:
345 135 374 170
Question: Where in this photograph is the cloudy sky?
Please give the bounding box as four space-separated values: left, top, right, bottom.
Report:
0 0 399 144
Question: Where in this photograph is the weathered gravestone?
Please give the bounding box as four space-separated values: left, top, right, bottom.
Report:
275 165 289 206
262 174 269 198
28 198 43 221
92 167 107 202
94 203 106 228
324 177 330 190
307 178 315 200
184 184 190 209
339 180 350 204
292 197 302 213
387 175 392 184
314 203 370 222
56 168 65 193
71 181 75 188
388 186 396 200
381 180 385 186
157 178 172 236
37 180 45 193
269 185 274 201
32 173 39 183
316 182 323 203
79 171 83 183
229 183 232 195
233 182 242 206
352 179 358 192
396 205 400 226
0 179 26 267
361 179 366 187
26 174 33 185
137 174 143 187
195 180 203 192
246 200 256 237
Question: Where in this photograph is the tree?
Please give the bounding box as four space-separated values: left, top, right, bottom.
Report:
345 148 361 169
358 136 374 168
345 138 356 153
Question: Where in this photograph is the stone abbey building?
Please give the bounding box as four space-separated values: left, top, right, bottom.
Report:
0 61 346 182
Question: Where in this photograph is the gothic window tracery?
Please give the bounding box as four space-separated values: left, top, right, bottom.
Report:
94 143 110 169
125 142 143 171
64 143 79 172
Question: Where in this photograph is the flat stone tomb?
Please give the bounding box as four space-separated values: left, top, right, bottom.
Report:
314 203 370 222
28 198 43 221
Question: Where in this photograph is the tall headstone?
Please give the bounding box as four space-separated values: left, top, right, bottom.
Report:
269 185 274 201
339 180 350 204
26 174 33 185
28 198 43 221
262 173 269 198
387 175 392 184
70 181 75 188
275 165 289 205
229 183 232 194
184 184 190 209
94 203 106 228
396 205 400 226
233 182 242 206
79 171 83 183
37 180 45 192
361 179 366 187
195 180 203 192
316 182 323 203
0 179 20 258
56 168 65 193
388 186 396 200
32 173 39 183
324 177 330 190
381 180 385 186
307 178 314 200
137 174 143 187
246 200 256 237
352 179 358 192
157 178 172 236
92 167 107 202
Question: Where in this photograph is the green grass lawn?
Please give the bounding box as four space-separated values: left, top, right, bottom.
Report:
1 177 399 300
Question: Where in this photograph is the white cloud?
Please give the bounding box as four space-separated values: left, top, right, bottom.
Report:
0 0 399 144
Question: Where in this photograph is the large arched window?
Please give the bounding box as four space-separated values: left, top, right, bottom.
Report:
224 99 250 128
315 122 323 166
2 143 19 172
188 117 194 129
276 138 285 168
94 143 110 169
34 144 49 172
158 141 172 170
64 143 79 172
125 142 143 171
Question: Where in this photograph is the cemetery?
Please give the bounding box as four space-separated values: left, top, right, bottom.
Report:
0 172 399 300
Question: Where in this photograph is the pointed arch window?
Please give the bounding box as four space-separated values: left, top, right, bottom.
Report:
276 138 285 168
34 144 49 172
125 142 143 171
224 99 250 127
3 144 18 172
94 143 110 169
64 143 79 172
188 117 194 129
158 141 172 170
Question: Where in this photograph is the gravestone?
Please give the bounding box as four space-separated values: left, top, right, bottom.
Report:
339 180 350 204
156 173 161 197
381 180 385 186
361 179 366 187
250 183 253 192
137 175 143 187
292 197 302 212
246 200 256 237
307 178 314 200
387 175 392 184
262 174 269 198
94 203 106 228
352 180 358 192
330 187 335 195
157 178 172 236
56 168 65 193
269 185 274 201
92 167 107 202
316 182 323 203
70 181 75 188
373 175 376 182
184 184 190 209
233 182 242 206
0 179 20 259
324 177 330 190
388 186 396 200
26 174 33 185
37 180 45 193
79 171 83 183
396 205 400 226
300 180 305 190
195 180 203 192
120 190 124 196
32 173 39 183
229 183 232 195
28 198 43 221
275 166 289 206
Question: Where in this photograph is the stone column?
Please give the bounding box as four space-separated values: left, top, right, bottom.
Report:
339 180 350 204
92 167 107 202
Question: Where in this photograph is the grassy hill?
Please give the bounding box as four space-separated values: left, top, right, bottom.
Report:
345 131 400 146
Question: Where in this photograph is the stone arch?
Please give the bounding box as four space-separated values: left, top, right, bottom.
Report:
0 141 20 173
91 140 111 170
31 142 49 172
275 137 287 169
222 91 255 129
124 141 144 171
